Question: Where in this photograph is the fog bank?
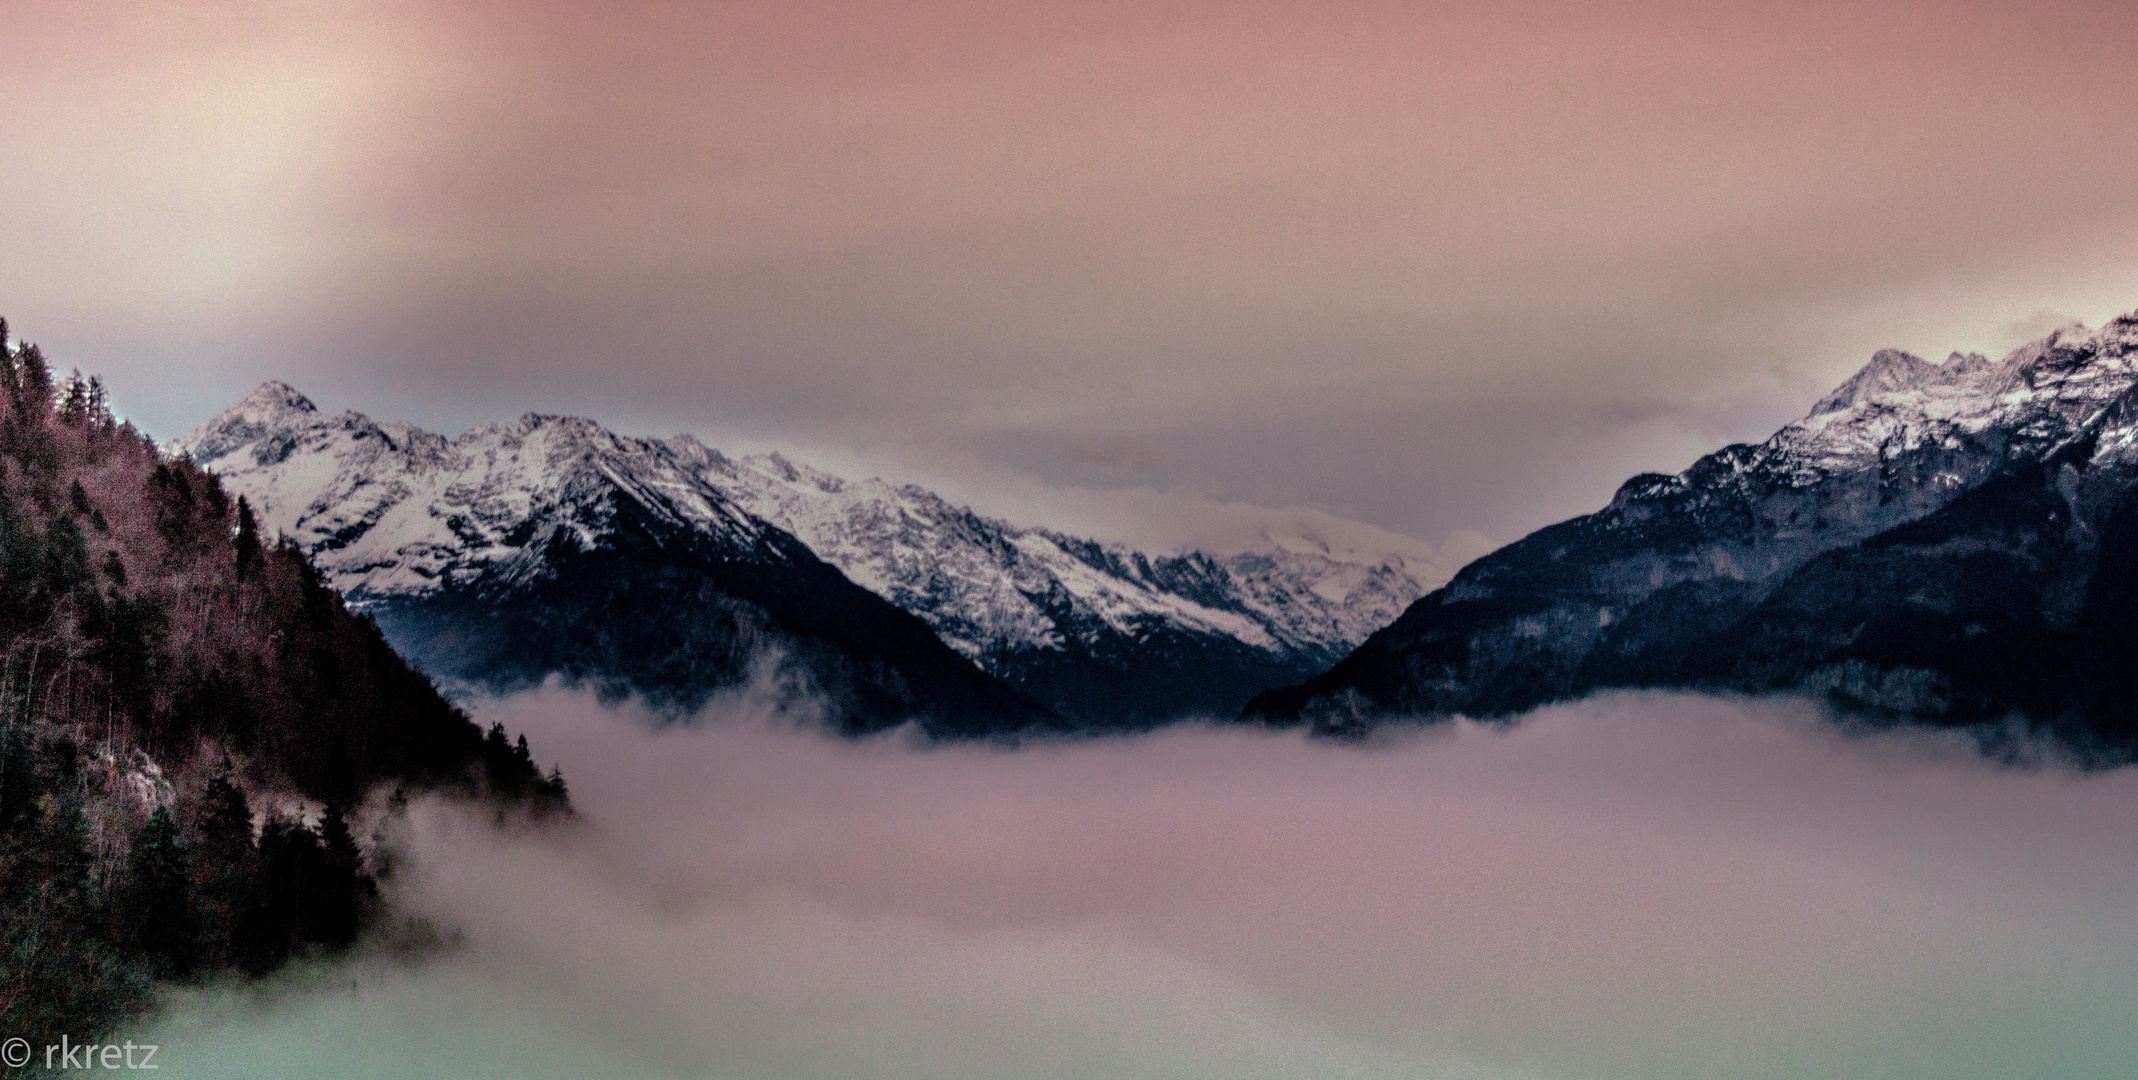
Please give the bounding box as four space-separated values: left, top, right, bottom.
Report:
124 688 2138 1078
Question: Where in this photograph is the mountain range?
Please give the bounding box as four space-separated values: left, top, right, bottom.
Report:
1248 313 2138 758
176 387 1443 730
179 310 2138 753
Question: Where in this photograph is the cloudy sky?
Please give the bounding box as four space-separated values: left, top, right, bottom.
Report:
4 0 2137 546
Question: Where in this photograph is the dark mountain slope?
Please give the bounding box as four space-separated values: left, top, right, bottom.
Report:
365 478 1063 738
1679 399 2138 753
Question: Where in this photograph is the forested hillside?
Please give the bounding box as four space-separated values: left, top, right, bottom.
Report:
0 320 565 1065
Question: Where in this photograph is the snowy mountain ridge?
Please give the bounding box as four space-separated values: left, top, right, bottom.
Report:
175 383 794 600
1568 316 2138 576
695 449 1441 663
175 386 1447 720
1787 319 2136 467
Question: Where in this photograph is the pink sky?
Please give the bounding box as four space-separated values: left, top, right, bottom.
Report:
5 0 2138 543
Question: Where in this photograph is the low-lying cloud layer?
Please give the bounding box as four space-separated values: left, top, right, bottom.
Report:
129 688 2138 1078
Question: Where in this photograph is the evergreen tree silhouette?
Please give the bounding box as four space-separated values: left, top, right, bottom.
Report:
316 801 374 947
192 767 258 967
233 494 262 576
122 804 198 976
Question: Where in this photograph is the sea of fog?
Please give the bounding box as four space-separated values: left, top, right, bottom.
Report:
114 686 2138 1079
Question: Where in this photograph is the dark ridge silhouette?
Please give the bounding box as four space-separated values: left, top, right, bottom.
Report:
1248 314 2138 761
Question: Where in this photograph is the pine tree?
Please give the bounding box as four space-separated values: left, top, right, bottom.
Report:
10 342 50 417
315 801 373 948
232 816 301 976
483 722 515 792
233 495 262 576
196 769 256 866
122 805 198 976
56 370 111 430
236 814 348 972
191 768 257 967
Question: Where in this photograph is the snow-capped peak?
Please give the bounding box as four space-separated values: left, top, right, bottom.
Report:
175 380 325 462
1807 347 2015 417
173 388 797 601
242 379 319 415
1761 313 2138 479
1588 309 2138 571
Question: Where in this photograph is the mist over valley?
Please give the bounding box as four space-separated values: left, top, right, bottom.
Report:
121 684 2138 1080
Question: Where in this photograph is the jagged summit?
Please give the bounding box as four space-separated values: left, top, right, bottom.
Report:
176 380 325 462
1735 315 2138 484
245 379 318 412
1807 348 2005 416
1802 319 2122 420
181 394 779 600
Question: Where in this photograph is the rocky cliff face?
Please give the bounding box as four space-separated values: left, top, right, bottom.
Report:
177 387 1443 727
1248 314 2138 757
